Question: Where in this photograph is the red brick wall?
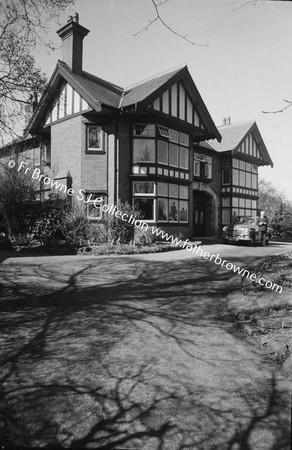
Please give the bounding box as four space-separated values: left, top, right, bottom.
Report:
51 115 83 193
81 123 108 193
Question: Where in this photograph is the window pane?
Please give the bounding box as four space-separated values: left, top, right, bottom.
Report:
179 201 188 222
157 198 168 221
239 198 245 208
169 129 179 142
158 125 171 138
222 157 231 168
133 124 155 137
206 159 212 179
233 159 239 168
246 172 252 188
179 132 189 146
251 174 257 189
158 182 168 196
240 171 245 186
223 169 231 184
239 160 245 170
169 143 178 166
134 198 154 220
88 126 102 149
157 140 168 164
180 146 189 169
246 162 252 172
169 184 178 197
133 182 155 194
194 161 200 176
251 200 257 209
133 139 155 162
233 169 239 186
169 199 178 222
179 185 188 199
222 197 231 207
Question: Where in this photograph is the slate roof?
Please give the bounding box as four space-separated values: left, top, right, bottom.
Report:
121 67 182 107
24 62 221 142
208 121 254 152
59 61 123 108
59 62 183 109
208 120 273 167
197 141 216 151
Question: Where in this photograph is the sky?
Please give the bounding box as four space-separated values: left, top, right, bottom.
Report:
34 0 292 199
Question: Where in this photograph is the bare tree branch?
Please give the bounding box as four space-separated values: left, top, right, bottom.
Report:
232 0 292 12
262 99 292 114
0 0 74 143
134 0 209 47
231 0 258 11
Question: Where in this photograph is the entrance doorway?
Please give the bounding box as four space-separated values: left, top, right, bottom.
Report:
193 190 214 237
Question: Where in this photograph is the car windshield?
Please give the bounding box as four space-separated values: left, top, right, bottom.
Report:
236 217 255 225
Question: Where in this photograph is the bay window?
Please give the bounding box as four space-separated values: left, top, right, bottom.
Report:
133 139 155 162
158 140 168 164
133 181 189 223
134 198 155 221
132 123 190 170
157 198 168 221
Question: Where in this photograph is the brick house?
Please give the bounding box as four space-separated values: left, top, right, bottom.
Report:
0 14 273 238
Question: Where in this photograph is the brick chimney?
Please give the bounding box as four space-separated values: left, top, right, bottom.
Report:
57 12 89 73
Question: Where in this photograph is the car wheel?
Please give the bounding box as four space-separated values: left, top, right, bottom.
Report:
249 236 255 246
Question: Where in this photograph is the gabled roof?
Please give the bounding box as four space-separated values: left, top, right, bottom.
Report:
209 121 253 153
209 121 273 167
25 63 220 142
121 67 182 107
59 61 123 108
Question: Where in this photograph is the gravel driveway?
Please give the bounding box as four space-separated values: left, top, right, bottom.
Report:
0 242 291 449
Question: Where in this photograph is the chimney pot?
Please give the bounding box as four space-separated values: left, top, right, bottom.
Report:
67 15 73 23
73 12 79 23
222 117 227 126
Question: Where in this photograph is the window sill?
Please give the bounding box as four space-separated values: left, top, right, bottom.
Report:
85 149 106 155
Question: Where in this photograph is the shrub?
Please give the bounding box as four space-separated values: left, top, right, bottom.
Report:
105 201 141 244
31 198 89 247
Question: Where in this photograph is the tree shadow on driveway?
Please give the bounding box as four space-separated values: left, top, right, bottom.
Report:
0 254 290 449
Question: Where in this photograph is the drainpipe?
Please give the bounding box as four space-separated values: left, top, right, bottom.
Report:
114 116 121 205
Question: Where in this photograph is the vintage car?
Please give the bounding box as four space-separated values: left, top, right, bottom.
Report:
222 216 272 246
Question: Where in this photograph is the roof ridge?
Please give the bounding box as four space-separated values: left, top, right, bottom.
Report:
124 64 186 91
218 119 255 128
81 69 123 93
57 60 123 94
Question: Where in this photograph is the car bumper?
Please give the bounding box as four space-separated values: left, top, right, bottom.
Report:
223 235 252 243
